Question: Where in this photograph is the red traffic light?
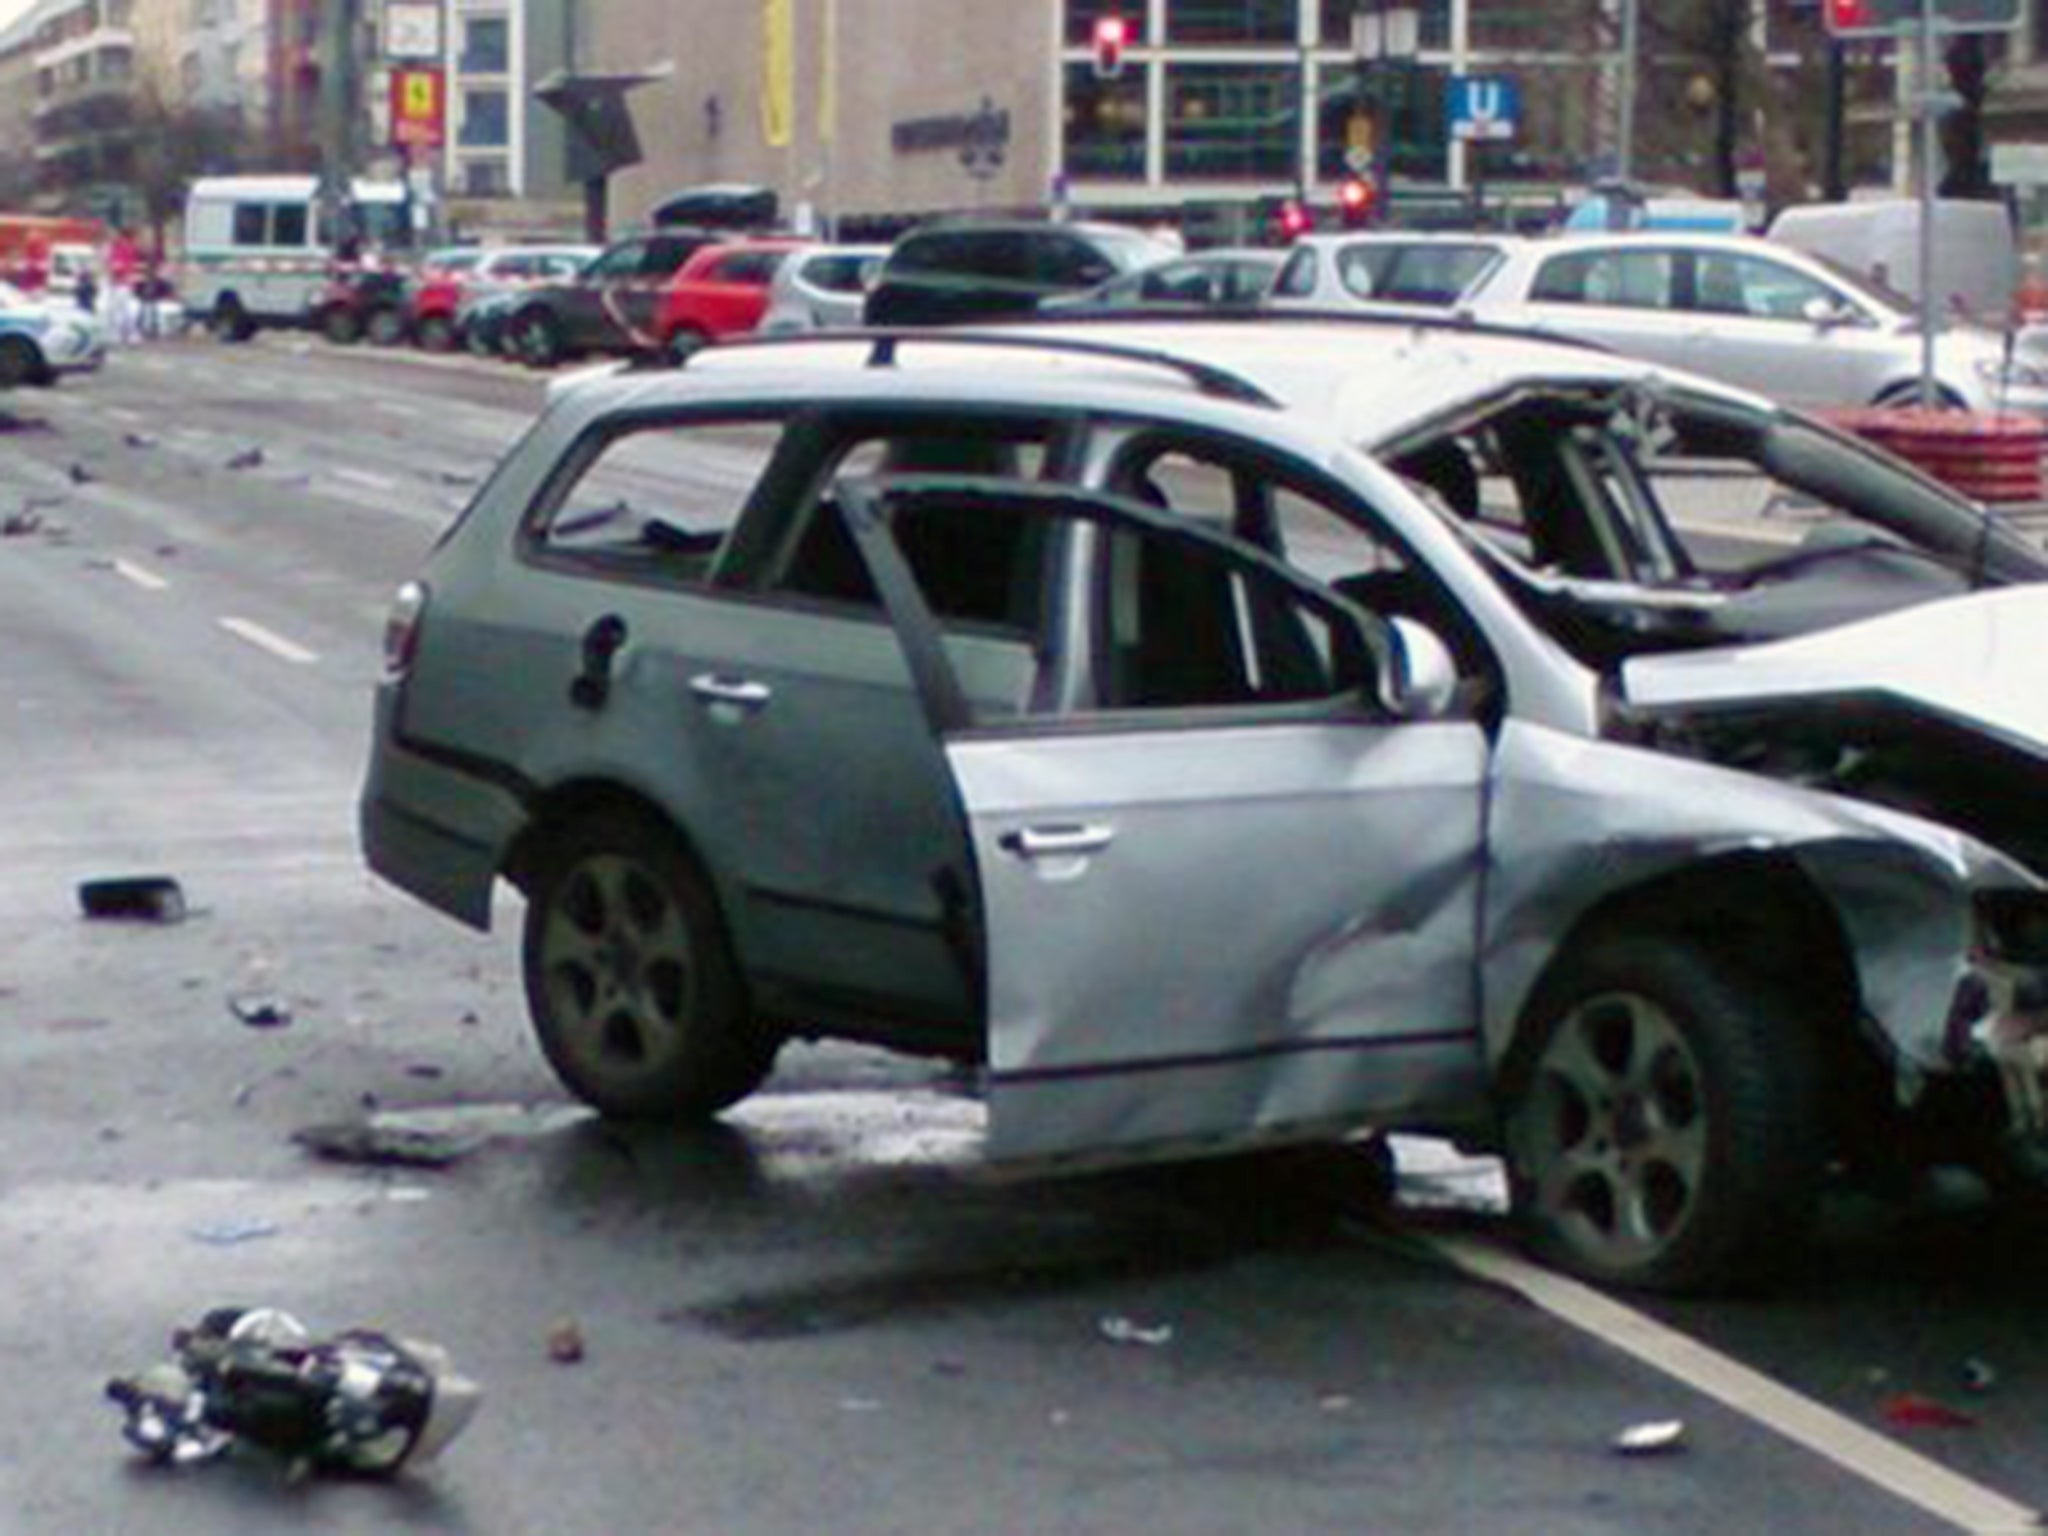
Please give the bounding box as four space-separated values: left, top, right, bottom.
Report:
1338 176 1376 226
1092 13 1129 79
1277 199 1313 240
1822 0 1873 32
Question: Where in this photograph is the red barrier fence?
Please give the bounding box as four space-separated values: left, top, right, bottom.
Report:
1817 407 2046 504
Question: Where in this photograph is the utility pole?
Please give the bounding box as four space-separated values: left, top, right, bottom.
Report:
318 0 363 252
1616 0 1639 183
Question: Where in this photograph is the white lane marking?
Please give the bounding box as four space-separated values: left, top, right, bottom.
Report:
217 616 319 666
113 559 168 591
329 466 400 492
1430 1235 2042 1536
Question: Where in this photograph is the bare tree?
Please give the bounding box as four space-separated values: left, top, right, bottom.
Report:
127 76 247 249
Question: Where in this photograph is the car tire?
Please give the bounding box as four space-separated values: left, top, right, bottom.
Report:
665 326 708 365
0 335 39 388
521 810 778 1120
210 297 253 343
321 305 363 346
510 308 563 368
1873 381 1967 411
416 313 457 352
365 306 408 347
1504 933 1824 1294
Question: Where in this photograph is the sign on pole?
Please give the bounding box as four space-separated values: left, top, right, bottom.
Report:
383 1 442 61
390 66 446 150
1448 76 1518 143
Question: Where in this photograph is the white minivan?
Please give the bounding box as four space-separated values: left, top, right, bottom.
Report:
181 174 417 338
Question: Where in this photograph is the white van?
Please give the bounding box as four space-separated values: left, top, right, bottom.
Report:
1768 198 2016 324
181 174 417 338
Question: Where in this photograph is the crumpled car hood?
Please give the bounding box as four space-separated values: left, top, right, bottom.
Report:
1622 586 2048 753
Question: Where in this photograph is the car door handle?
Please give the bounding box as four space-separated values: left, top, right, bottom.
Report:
999 824 1115 859
689 673 773 709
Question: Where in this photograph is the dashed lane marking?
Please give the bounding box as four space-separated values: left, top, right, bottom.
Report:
1430 1234 2043 1536
217 616 319 665
112 559 168 591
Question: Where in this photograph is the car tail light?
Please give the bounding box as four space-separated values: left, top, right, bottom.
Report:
382 580 429 677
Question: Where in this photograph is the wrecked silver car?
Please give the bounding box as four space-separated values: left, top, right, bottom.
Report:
361 318 2048 1293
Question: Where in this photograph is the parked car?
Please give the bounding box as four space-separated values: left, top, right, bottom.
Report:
310 261 412 346
1042 247 1285 313
0 279 105 386
758 243 887 334
504 230 724 366
1266 232 1515 311
407 244 596 353
651 237 806 360
361 315 2048 1295
1469 232 2048 414
861 219 1177 326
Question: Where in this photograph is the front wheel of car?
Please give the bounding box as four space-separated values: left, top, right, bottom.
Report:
510 309 563 367
210 297 253 343
365 306 408 346
521 811 778 1120
1504 934 1823 1294
321 305 362 346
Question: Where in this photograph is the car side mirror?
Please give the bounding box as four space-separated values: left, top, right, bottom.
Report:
1381 616 1460 721
1802 296 1847 329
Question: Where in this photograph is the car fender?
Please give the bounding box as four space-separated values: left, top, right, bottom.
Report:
1482 717 2036 1077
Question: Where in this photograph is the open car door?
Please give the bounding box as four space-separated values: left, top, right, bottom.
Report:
839 476 1493 1168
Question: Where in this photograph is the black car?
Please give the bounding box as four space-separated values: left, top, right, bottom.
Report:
504 231 721 366
861 220 1175 327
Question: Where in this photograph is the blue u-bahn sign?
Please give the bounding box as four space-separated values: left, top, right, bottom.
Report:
1448 75 1519 143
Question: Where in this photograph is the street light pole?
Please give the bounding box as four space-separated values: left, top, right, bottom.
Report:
1616 0 1639 184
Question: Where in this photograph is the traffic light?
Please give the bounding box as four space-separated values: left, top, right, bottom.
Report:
1338 176 1376 228
1277 199 1313 241
1092 13 1129 80
1822 0 1872 32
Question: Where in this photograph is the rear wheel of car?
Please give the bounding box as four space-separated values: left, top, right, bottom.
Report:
365 305 408 346
665 326 708 365
210 296 253 343
510 308 563 367
0 335 38 388
1504 934 1823 1293
416 313 457 352
321 305 362 346
521 811 778 1120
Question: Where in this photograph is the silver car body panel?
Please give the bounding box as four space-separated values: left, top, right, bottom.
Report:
951 716 1491 1166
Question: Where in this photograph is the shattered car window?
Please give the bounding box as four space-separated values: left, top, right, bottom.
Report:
527 417 786 576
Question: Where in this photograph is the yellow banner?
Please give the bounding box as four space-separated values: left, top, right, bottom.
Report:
762 0 793 148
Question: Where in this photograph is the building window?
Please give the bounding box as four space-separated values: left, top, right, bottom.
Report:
1317 0 1450 50
460 14 509 73
459 87 508 147
1315 60 1446 182
1165 63 1299 179
1165 0 1297 45
459 157 510 197
1064 63 1146 179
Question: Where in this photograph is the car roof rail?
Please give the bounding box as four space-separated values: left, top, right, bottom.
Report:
704 326 1280 408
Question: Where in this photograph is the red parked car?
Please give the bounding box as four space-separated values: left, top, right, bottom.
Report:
651 238 804 361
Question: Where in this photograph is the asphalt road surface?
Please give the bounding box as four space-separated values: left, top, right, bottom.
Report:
0 333 2042 1536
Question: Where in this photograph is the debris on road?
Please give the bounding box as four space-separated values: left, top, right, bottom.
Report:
225 446 265 470
122 431 157 449
106 1307 480 1475
187 1217 280 1246
292 1116 488 1169
2 509 41 537
545 1319 586 1365
1611 1419 1689 1457
1879 1392 1979 1429
1962 1357 1998 1393
78 875 186 924
227 993 292 1029
66 461 93 484
1097 1315 1174 1348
